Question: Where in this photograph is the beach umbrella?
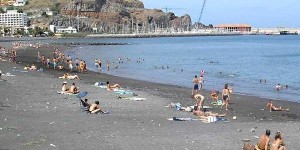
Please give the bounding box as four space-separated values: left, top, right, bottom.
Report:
76 91 88 99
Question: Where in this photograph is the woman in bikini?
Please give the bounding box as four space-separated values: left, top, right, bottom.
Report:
270 132 286 150
222 83 230 110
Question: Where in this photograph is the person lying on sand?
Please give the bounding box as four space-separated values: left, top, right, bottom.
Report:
256 129 271 150
266 100 289 112
106 81 121 91
67 83 80 94
270 132 286 150
59 73 81 80
89 101 107 114
193 108 226 118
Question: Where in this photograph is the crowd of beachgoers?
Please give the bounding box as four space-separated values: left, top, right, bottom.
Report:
0 41 296 150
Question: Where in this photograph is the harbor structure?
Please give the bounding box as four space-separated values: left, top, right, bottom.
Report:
214 24 251 33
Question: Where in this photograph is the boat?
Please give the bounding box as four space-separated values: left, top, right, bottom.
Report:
279 31 298 35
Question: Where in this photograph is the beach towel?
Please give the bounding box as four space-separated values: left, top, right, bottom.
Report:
57 91 76 95
3 73 15 77
167 117 201 121
115 90 137 96
116 95 146 101
201 117 229 123
211 100 223 106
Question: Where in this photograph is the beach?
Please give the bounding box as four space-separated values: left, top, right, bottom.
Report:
1 43 300 150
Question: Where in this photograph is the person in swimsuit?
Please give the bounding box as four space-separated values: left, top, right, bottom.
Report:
211 91 219 101
222 83 230 110
89 101 107 114
199 75 204 90
192 75 199 95
270 132 286 150
256 129 271 150
266 100 289 112
194 94 205 110
106 81 121 91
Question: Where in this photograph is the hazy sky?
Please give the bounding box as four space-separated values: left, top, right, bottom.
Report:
141 0 300 27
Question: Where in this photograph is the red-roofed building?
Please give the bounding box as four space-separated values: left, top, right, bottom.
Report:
214 24 251 32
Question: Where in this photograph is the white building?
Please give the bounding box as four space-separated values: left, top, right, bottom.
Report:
13 0 27 6
49 25 77 34
0 10 28 27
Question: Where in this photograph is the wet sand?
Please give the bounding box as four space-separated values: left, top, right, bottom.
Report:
0 44 299 149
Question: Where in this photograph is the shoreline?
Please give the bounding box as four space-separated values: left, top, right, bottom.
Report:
1 42 300 149
86 32 242 38
14 45 300 123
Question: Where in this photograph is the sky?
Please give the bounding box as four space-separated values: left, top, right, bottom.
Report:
141 0 300 28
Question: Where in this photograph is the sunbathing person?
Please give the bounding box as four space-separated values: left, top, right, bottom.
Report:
61 81 69 92
270 132 286 150
30 64 37 71
266 100 289 112
256 129 271 150
211 91 219 101
193 109 226 118
67 83 80 94
89 101 107 114
59 73 80 80
106 81 121 91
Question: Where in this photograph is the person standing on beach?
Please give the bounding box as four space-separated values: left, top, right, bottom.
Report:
106 61 110 71
68 59 73 72
53 58 57 69
83 61 87 73
192 75 199 95
199 75 204 90
256 129 271 150
79 60 84 72
75 58 79 71
222 83 230 110
98 59 102 69
95 59 99 68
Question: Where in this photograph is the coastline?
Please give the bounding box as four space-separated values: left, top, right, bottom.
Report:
1 43 300 149
86 32 242 38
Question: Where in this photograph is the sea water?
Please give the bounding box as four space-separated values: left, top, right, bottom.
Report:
52 35 300 102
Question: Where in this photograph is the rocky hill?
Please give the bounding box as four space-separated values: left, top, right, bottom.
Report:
23 0 192 33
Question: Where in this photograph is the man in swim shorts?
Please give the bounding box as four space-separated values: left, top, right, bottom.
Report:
256 129 271 150
192 75 199 95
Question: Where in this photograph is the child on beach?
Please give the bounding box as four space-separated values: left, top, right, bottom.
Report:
211 91 219 101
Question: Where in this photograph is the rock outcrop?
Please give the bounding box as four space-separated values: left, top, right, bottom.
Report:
28 0 192 33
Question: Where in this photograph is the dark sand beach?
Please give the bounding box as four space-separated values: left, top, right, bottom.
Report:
1 43 300 149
